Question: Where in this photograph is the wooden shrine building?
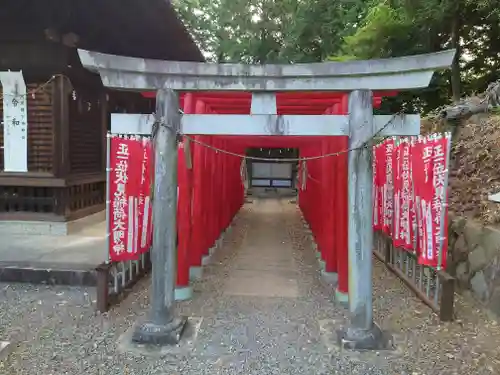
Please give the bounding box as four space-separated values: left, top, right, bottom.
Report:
0 0 203 234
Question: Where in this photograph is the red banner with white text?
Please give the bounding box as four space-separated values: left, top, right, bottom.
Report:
372 143 385 231
373 134 450 269
392 139 414 250
432 136 449 268
382 139 395 235
412 136 450 268
108 136 153 262
392 140 403 247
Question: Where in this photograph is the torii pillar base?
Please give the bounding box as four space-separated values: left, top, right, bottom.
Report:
336 323 392 351
132 317 188 346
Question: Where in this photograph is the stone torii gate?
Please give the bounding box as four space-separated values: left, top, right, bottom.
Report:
78 48 455 349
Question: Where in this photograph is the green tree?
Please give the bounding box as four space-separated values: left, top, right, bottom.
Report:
173 0 364 63
339 0 500 111
174 0 500 114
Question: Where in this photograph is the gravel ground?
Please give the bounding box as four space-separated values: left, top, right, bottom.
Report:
1 198 500 375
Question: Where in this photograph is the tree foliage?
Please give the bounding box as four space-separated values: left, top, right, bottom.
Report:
173 0 366 63
339 0 500 110
173 0 500 113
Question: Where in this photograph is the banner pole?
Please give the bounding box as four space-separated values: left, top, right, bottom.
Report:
105 132 112 264
411 136 424 276
437 133 452 271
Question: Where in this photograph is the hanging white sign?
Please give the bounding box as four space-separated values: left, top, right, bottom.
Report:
0 71 28 172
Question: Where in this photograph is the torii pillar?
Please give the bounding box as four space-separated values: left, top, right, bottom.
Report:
79 48 455 349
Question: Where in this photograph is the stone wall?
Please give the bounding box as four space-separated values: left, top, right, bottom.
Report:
448 213 500 316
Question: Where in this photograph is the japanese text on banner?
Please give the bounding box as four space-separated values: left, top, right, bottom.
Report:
372 134 450 269
392 140 402 246
382 139 394 235
108 137 143 262
393 139 414 250
373 144 380 230
411 137 441 267
373 143 386 231
431 136 449 269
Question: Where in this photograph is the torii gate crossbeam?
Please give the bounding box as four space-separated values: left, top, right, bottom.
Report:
78 48 455 350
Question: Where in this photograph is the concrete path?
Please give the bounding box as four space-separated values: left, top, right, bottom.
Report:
2 198 500 374
0 221 106 267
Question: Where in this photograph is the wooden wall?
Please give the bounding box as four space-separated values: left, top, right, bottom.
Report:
0 42 155 222
68 86 103 174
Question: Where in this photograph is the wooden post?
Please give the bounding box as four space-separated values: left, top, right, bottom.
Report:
335 95 349 304
175 140 193 300
100 90 109 174
95 262 111 313
52 75 70 178
438 271 456 322
132 89 187 345
189 100 206 279
384 234 392 264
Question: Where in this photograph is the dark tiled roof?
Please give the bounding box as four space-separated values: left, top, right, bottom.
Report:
0 0 204 62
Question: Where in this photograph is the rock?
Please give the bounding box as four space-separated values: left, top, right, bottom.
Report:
480 226 500 260
452 235 469 263
468 246 489 272
470 271 490 302
455 262 470 288
482 256 500 284
469 113 491 124
451 217 467 235
464 222 483 250
487 286 500 317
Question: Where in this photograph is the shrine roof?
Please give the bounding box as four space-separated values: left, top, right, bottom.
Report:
0 0 203 62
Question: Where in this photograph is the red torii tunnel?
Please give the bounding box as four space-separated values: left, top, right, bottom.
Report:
141 90 397 302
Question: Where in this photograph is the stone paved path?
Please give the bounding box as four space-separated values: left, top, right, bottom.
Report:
1 198 500 374
223 199 300 299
